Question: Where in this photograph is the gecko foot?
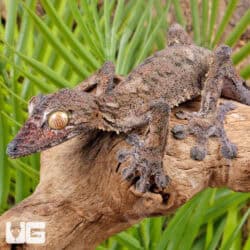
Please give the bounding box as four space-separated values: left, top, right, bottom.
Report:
117 146 170 192
122 159 169 192
172 102 237 161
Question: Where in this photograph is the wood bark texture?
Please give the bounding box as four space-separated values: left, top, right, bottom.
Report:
0 99 249 250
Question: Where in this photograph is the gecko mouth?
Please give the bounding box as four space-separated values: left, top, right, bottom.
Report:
6 126 86 158
6 141 37 158
7 134 78 158
6 136 69 158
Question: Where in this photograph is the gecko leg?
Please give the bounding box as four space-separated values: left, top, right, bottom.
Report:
77 61 123 95
214 102 238 158
172 45 238 161
117 101 170 192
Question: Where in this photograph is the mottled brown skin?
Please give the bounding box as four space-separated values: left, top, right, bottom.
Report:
7 24 250 192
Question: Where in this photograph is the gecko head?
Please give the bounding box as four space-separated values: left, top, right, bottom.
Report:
7 89 100 158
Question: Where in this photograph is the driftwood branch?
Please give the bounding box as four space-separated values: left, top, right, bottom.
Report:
0 99 249 250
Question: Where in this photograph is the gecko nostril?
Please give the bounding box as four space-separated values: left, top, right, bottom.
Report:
6 141 18 155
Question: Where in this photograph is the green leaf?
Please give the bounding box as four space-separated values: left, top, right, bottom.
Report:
240 64 250 79
14 0 36 67
220 208 250 250
11 48 71 88
3 0 19 205
205 189 216 248
114 232 142 250
225 9 250 47
13 63 54 93
23 3 90 78
110 0 125 61
232 42 250 65
4 0 18 58
135 0 171 65
204 193 250 222
177 189 212 250
156 196 199 250
212 0 238 47
207 0 219 46
201 0 209 46
0 86 10 211
150 217 162 249
220 207 240 249
139 218 150 250
119 1 152 74
0 80 28 105
173 0 186 27
190 0 201 45
69 1 104 61
243 235 250 250
41 0 100 69
206 218 226 250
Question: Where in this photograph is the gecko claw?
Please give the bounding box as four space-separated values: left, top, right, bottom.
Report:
117 150 130 163
122 166 137 181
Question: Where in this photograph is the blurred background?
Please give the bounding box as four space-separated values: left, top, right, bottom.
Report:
0 0 249 249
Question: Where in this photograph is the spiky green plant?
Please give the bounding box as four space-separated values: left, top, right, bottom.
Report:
0 0 249 249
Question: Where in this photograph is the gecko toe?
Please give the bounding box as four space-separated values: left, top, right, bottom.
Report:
172 125 187 139
122 166 137 182
154 174 170 190
152 163 170 189
122 163 150 192
221 143 238 159
175 110 192 120
136 179 150 193
190 146 207 161
126 134 143 147
224 101 237 111
117 150 131 163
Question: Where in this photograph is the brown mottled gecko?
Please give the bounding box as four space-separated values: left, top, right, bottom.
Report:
7 24 250 192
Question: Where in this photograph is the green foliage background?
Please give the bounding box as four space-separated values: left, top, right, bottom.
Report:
0 0 249 249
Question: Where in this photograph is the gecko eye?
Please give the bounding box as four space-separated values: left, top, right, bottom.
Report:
48 111 69 130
